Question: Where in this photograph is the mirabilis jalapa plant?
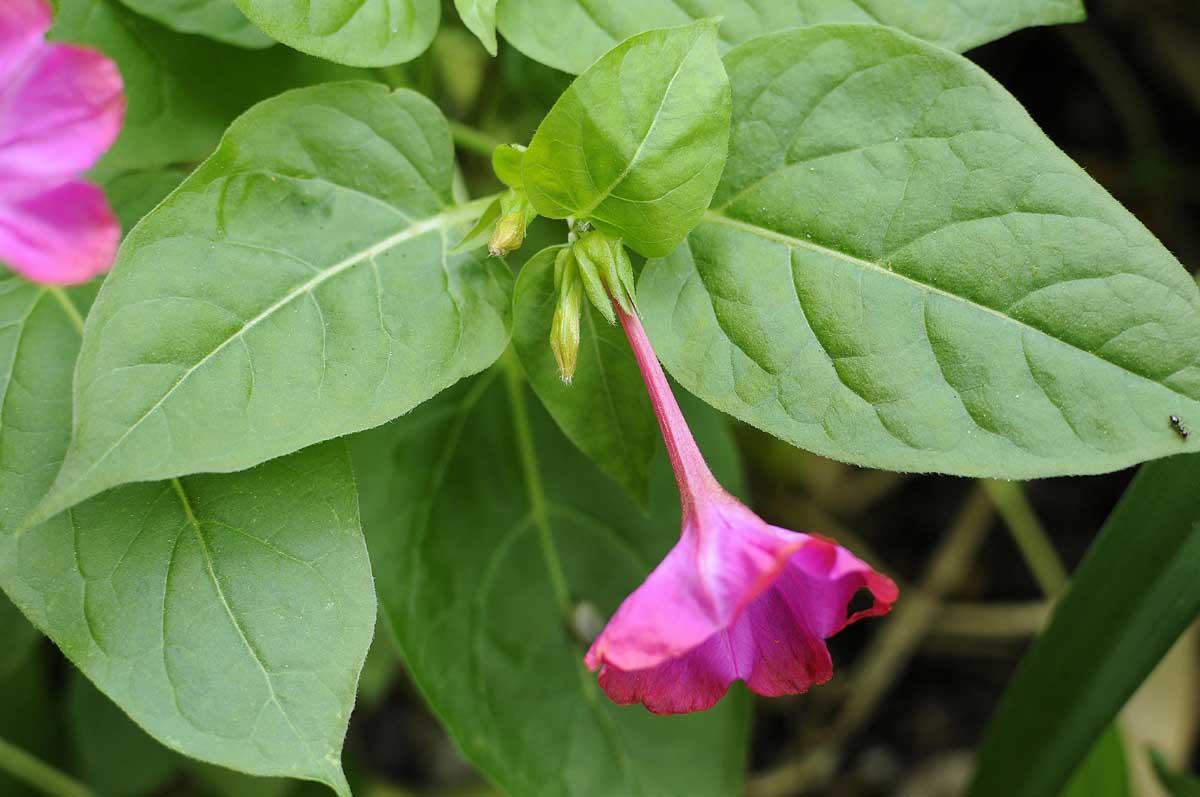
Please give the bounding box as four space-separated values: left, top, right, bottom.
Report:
3 1 1199 796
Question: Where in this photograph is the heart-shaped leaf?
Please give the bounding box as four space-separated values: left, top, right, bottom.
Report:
352 364 750 797
639 25 1200 479
523 22 731 258
496 0 1086 75
233 0 439 66
30 83 512 523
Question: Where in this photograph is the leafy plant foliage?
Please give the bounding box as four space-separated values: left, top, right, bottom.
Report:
639 25 1200 479
31 83 513 522
352 365 749 797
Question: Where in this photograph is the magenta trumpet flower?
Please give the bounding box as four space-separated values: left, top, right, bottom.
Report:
0 0 125 285
585 302 898 715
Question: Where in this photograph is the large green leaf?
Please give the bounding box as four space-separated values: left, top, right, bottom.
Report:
523 22 730 258
30 83 512 523
513 246 657 504
968 453 1200 797
0 277 375 794
232 0 439 66
639 25 1200 479
352 363 750 797
114 0 273 49
455 0 498 55
52 0 361 180
495 0 1086 75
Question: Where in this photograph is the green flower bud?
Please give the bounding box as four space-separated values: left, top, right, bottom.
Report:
572 229 635 321
551 247 583 383
488 189 538 258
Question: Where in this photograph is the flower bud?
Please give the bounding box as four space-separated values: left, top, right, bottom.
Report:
572 229 636 321
488 189 537 258
551 247 583 383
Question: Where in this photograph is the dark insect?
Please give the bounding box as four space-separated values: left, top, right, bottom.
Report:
1170 414 1190 440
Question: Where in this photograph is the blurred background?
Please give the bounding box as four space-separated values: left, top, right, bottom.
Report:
3 0 1198 795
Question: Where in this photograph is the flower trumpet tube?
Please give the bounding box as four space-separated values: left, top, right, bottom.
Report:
584 301 899 715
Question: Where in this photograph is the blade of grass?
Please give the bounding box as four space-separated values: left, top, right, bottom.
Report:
969 454 1200 797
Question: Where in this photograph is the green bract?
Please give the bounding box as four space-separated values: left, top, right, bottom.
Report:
30 83 513 523
114 0 273 49
455 0 498 55
638 25 1200 479
523 22 731 258
352 366 749 797
514 247 658 504
233 0 439 66
496 0 1086 75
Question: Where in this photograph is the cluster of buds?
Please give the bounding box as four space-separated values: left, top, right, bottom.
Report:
550 228 636 383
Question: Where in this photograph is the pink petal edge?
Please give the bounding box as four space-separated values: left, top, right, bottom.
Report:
0 180 120 285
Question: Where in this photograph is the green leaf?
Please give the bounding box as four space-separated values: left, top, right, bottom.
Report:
68 672 178 797
514 246 657 504
0 279 375 794
639 25 1200 479
351 363 750 797
30 83 513 523
492 144 525 190
1152 750 1200 797
1061 727 1130 797
523 22 730 258
114 0 273 49
0 593 38 677
233 0 439 66
496 0 1086 75
52 0 362 180
455 0 498 55
968 453 1200 797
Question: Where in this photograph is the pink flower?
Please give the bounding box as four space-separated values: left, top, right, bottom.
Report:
584 302 898 715
0 0 125 285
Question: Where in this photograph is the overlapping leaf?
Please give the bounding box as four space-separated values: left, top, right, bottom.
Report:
114 0 272 49
496 0 1087 75
0 275 375 794
30 83 512 522
52 0 361 181
639 25 1200 478
233 0 439 66
352 366 749 797
523 22 730 257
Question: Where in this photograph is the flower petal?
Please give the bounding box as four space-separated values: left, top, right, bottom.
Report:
778 535 899 638
0 40 125 184
0 180 119 284
596 631 735 715
585 498 811 672
0 0 50 88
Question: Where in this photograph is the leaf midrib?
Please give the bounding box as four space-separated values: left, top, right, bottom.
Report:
701 210 1198 405
40 193 494 520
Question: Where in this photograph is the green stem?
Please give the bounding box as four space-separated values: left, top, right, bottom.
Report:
447 121 505 158
501 350 572 616
983 480 1070 596
0 737 92 797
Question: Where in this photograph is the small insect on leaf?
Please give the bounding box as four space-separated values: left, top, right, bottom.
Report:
1169 415 1189 440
